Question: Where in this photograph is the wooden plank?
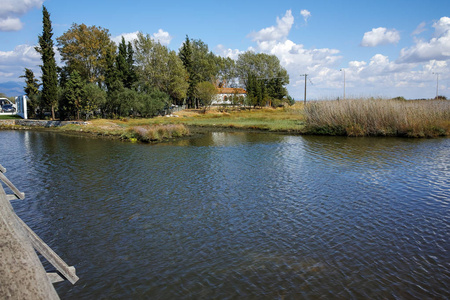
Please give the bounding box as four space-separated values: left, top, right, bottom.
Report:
0 185 60 300
0 164 5 173
47 273 65 283
16 216 79 284
0 172 25 200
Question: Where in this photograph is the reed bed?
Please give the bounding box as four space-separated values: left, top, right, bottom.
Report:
304 99 450 137
128 124 189 142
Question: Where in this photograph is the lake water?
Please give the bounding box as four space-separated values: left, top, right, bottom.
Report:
1 130 449 299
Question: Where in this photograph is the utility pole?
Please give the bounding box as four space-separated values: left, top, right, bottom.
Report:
432 72 440 98
300 74 308 104
340 69 346 100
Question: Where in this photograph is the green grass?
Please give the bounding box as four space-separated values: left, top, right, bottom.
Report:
0 115 21 120
147 105 306 132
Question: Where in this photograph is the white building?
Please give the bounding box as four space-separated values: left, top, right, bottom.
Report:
212 88 247 106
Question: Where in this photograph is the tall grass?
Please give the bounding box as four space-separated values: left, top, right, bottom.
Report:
127 124 189 142
304 98 450 137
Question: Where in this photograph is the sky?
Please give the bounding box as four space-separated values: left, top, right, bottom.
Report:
1 0 450 100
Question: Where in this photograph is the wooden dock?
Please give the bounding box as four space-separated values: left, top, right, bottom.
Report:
0 164 78 299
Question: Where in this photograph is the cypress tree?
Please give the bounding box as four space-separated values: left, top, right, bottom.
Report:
126 41 137 88
35 6 58 120
20 68 40 118
179 35 196 108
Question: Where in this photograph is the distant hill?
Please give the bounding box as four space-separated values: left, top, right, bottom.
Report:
0 81 24 97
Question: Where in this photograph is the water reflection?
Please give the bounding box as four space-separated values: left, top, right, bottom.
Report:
0 130 449 299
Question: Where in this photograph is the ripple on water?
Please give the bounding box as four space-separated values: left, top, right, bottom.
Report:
0 131 449 299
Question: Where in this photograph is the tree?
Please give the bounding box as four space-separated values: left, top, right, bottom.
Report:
20 68 40 118
179 36 220 108
83 83 106 119
237 51 289 107
134 32 188 104
195 81 217 113
57 23 116 85
35 6 58 119
179 35 195 108
61 71 85 120
116 37 137 89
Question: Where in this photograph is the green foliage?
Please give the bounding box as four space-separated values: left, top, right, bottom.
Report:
134 32 188 105
179 36 219 108
391 96 406 101
20 68 40 117
237 51 289 107
59 71 85 120
83 83 106 118
57 23 116 85
116 37 137 89
139 89 167 117
195 81 217 112
35 6 58 119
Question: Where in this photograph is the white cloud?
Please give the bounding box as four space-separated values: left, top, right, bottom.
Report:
112 31 139 44
112 29 173 46
0 44 42 83
412 21 426 36
361 27 400 47
248 10 294 42
0 16 22 31
215 44 242 60
398 17 450 63
300 9 311 23
0 0 42 32
152 29 173 46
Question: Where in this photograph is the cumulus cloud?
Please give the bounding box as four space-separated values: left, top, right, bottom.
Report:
0 0 42 31
112 31 139 44
113 29 173 46
398 17 450 63
0 17 22 31
215 44 242 60
152 29 173 46
361 27 400 47
0 44 41 82
300 9 311 23
248 10 294 42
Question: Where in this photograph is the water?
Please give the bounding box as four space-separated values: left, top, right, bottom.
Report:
1 130 449 299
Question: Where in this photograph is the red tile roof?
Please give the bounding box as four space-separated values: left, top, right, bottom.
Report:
217 88 247 94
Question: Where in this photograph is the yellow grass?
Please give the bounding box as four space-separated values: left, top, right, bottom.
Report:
304 98 450 137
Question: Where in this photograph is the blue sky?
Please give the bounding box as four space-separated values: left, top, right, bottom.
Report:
1 0 449 99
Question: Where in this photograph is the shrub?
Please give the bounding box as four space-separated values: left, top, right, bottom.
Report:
128 124 189 142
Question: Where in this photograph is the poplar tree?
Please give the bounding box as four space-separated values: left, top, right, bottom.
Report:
35 6 58 119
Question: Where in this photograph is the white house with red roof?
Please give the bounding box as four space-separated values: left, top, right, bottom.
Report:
212 87 247 105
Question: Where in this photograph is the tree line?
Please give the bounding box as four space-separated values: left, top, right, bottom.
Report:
23 6 293 120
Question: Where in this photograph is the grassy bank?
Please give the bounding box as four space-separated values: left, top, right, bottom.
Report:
2 99 449 139
56 121 190 143
155 104 306 132
304 99 450 137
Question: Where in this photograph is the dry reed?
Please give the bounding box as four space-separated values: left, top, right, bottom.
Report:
304 99 450 137
128 124 189 142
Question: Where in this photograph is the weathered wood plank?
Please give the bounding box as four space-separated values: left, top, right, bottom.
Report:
0 185 60 300
47 272 65 283
16 216 79 284
0 172 25 200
